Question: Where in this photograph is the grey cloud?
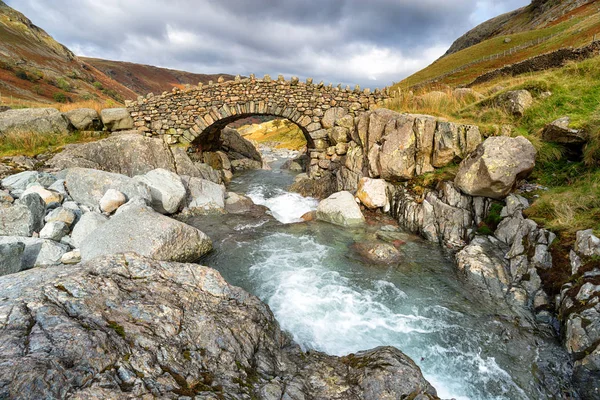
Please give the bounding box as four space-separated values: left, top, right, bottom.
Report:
5 0 529 88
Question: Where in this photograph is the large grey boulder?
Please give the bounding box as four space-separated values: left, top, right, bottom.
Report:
170 147 223 183
0 193 45 236
71 212 108 248
39 221 69 242
47 134 176 177
316 191 365 227
134 169 186 214
181 176 226 211
0 242 24 276
0 108 70 136
0 236 68 268
497 90 533 116
99 108 134 131
1 171 39 192
64 168 151 210
221 127 262 161
80 205 212 262
455 136 536 199
63 108 102 131
0 253 437 399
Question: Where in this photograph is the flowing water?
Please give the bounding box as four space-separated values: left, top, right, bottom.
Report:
187 149 574 400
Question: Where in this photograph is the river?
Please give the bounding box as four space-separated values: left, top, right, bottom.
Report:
185 149 574 400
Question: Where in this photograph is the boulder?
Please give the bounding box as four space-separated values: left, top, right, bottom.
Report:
453 88 484 101
0 193 45 236
181 176 226 211
45 207 77 226
316 191 365 227
64 168 151 210
0 242 24 276
80 205 212 262
21 185 63 205
0 253 437 399
455 235 510 300
1 171 39 192
71 212 108 248
351 240 403 265
47 134 177 177
99 189 127 213
542 117 587 144
0 236 68 268
61 249 81 264
356 177 389 210
225 192 263 214
455 136 536 199
39 221 69 242
0 108 70 136
230 158 263 172
63 108 102 131
220 127 262 161
290 171 338 199
134 168 186 214
497 90 533 116
574 229 600 257
99 108 134 131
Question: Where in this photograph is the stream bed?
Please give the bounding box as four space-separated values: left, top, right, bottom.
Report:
185 150 574 400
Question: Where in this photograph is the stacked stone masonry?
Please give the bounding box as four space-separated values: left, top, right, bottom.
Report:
126 76 389 149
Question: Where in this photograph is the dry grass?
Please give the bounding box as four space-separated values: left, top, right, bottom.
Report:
0 130 107 157
239 119 307 150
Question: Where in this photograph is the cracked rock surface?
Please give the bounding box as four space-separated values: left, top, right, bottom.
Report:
0 253 437 399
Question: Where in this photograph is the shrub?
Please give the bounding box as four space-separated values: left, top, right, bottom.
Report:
15 70 29 81
56 78 71 92
93 81 104 90
53 92 67 103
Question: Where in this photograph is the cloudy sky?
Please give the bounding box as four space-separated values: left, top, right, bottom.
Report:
7 0 529 88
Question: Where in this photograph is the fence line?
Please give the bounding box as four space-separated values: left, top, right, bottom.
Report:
411 32 562 91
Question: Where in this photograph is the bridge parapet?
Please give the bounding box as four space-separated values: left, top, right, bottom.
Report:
126 75 390 149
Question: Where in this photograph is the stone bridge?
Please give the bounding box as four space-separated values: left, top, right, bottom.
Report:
126 75 390 152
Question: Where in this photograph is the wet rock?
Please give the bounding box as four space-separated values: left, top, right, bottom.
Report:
133 168 186 214
456 235 510 300
351 240 403 265
225 192 267 215
0 253 437 399
71 212 108 248
0 193 45 236
64 168 151 211
99 108 134 131
99 189 127 213
0 236 68 268
497 90 533 116
290 171 337 199
80 205 212 262
63 108 103 131
231 158 263 172
0 242 24 276
0 108 70 136
48 134 177 177
356 177 390 210
317 191 365 227
455 136 536 199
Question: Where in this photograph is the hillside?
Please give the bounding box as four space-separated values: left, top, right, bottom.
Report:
395 0 600 90
0 0 137 105
81 58 235 96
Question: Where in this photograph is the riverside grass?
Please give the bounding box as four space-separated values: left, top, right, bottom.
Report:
387 56 600 237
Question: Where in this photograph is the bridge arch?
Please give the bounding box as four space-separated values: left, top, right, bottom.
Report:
127 75 389 173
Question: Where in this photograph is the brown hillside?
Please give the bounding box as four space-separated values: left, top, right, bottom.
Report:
81 57 236 96
0 0 137 104
444 0 595 56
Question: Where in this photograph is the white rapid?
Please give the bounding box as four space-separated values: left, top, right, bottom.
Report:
195 150 574 400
